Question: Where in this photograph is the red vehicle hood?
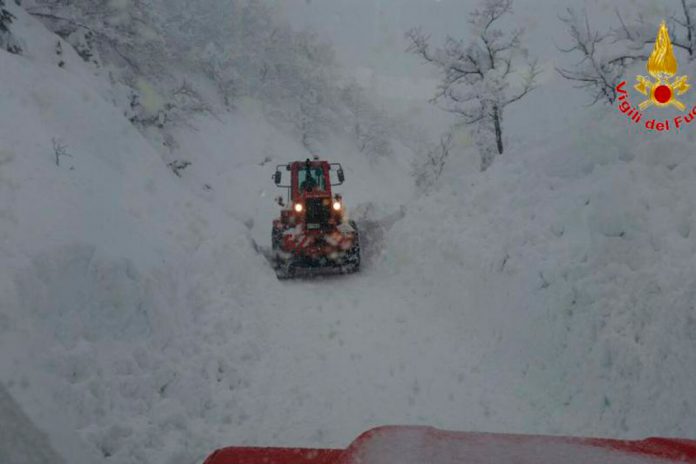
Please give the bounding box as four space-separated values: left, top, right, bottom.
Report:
204 426 696 464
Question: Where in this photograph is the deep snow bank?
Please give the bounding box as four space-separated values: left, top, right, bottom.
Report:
381 100 696 438
0 4 277 463
2 1 696 464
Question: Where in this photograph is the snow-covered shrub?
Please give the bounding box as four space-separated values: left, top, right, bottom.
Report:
28 0 412 164
30 0 348 151
413 132 453 192
163 0 276 106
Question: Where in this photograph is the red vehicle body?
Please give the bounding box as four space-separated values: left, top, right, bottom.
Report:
272 158 360 278
204 426 696 464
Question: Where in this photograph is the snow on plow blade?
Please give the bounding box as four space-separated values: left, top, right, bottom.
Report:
203 426 696 464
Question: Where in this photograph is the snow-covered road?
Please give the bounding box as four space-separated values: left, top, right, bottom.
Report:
2 2 696 464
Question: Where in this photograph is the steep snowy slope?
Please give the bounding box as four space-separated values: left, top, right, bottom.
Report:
2 1 696 464
0 3 420 463
384 103 696 439
0 5 276 463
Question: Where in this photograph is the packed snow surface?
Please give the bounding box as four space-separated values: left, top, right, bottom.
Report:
1 1 696 464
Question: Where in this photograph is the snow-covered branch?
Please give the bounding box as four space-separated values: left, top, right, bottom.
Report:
556 8 644 105
407 0 537 171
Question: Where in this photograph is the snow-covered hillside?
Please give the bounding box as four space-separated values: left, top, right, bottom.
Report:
0 3 417 462
2 1 696 464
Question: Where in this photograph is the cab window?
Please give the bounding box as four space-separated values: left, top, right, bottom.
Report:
298 167 326 191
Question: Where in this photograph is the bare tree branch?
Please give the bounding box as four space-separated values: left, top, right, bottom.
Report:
407 0 536 170
556 8 641 105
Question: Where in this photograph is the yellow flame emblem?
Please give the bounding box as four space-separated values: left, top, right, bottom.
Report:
635 21 689 111
648 21 678 77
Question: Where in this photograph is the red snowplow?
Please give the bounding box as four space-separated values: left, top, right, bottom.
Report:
271 158 360 279
203 426 696 464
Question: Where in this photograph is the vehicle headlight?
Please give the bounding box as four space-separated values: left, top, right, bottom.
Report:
332 201 342 211
294 203 304 213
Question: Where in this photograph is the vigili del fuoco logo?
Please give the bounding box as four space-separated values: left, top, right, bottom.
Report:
615 21 696 131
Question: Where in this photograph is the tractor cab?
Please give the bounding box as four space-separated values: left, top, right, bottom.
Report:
274 158 344 210
297 164 327 193
271 158 358 278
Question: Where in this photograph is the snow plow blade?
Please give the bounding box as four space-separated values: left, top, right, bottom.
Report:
203 447 342 464
203 426 696 464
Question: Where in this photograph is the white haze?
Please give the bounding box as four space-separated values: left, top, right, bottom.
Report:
1 1 696 464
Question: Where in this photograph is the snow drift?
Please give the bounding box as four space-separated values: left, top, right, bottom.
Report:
1 1 696 464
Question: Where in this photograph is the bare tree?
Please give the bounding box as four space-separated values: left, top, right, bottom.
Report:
561 2 696 106
414 132 454 191
612 2 696 59
556 9 643 105
675 0 696 57
52 138 72 167
407 0 537 171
